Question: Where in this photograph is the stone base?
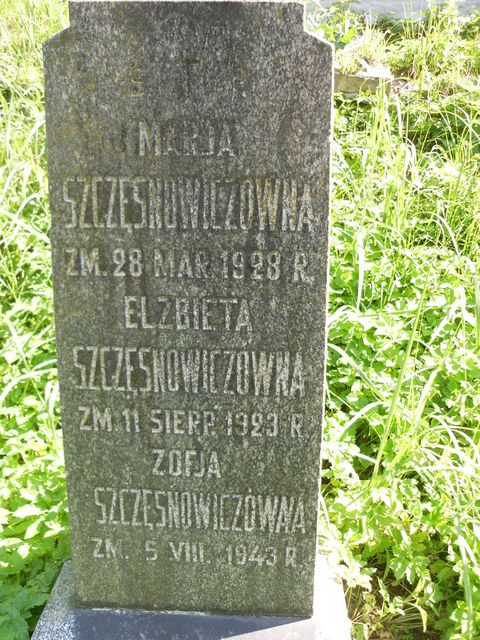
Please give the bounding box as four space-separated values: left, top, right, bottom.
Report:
334 66 393 95
32 559 351 640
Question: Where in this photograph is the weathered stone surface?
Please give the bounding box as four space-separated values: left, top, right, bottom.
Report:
43 0 333 618
321 0 480 19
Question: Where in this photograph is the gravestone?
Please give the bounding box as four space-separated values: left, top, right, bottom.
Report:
35 1 349 638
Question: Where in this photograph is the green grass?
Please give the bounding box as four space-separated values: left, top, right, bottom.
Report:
311 3 480 638
324 88 480 638
1 1 480 639
0 2 69 638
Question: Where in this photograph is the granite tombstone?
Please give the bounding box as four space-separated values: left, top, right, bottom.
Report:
35 1 342 638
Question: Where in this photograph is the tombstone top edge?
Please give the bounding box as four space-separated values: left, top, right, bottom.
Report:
70 0 304 4
44 0 330 49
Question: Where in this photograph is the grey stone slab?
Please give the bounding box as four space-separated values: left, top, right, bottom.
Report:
318 0 480 19
32 560 351 640
43 0 333 619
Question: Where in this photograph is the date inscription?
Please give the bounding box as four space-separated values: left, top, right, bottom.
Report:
77 405 304 439
91 537 298 569
64 247 312 283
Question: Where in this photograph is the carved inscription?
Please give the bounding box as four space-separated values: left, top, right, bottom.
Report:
67 174 311 583
76 405 304 439
63 247 312 283
92 119 237 157
138 119 236 157
72 347 305 397
60 163 314 585
94 488 306 533
124 296 253 332
51 42 321 598
90 537 299 569
61 176 316 232
45 1 331 615
152 449 222 479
